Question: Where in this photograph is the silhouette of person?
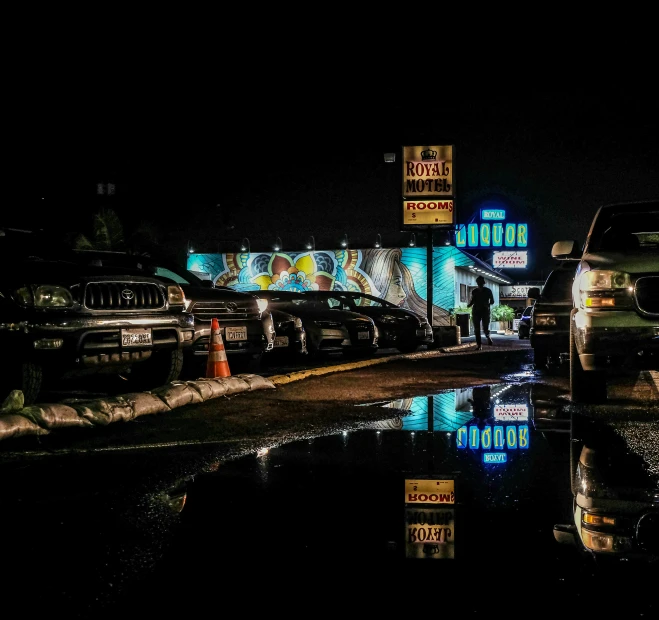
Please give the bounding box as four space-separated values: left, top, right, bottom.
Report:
468 385 492 425
468 275 494 350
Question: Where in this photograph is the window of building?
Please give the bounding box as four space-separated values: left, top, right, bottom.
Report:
460 283 467 303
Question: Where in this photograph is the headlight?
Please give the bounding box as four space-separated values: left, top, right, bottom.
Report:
167 285 186 306
579 270 633 309
581 270 631 290
257 298 268 313
580 510 633 553
15 285 74 308
535 316 557 326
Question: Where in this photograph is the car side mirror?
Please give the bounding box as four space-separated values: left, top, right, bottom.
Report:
551 240 581 260
553 523 578 547
527 287 541 300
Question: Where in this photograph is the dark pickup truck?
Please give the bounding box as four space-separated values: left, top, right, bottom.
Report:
0 229 195 405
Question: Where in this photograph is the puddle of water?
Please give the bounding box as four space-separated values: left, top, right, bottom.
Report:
3 382 657 616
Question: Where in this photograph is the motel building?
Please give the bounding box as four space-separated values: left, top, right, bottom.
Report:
188 196 533 336
189 149 535 337
187 242 518 334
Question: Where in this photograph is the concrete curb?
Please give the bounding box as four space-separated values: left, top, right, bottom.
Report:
269 341 521 385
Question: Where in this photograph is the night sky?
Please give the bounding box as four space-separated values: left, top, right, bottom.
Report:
10 72 659 281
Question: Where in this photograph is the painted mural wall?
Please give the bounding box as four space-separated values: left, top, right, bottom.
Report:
187 247 477 327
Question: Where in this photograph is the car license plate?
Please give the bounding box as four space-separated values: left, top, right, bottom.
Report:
225 326 247 341
274 336 289 348
121 328 152 347
358 331 370 340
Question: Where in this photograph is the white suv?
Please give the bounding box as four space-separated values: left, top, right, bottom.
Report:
552 200 659 403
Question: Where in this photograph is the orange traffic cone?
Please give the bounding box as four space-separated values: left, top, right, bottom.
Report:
206 317 231 378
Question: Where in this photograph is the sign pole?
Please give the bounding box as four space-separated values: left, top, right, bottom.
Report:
427 227 433 327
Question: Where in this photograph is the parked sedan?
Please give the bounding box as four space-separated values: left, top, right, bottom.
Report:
528 262 577 371
517 305 533 339
313 290 433 353
267 307 308 363
254 290 378 358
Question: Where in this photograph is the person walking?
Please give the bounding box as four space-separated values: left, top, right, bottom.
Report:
467 275 494 350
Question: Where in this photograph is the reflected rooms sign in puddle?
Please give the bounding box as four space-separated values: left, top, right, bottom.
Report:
404 478 455 559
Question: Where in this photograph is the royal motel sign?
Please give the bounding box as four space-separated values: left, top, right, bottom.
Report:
401 145 456 229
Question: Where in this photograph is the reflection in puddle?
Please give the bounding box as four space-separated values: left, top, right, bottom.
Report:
4 380 657 616
364 383 536 465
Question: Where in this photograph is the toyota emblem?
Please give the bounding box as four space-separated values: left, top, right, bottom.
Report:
226 302 238 312
121 288 135 300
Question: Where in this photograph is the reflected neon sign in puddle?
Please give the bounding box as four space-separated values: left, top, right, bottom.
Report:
364 382 533 464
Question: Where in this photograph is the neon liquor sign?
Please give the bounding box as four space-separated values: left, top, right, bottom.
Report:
456 424 530 464
456 223 528 248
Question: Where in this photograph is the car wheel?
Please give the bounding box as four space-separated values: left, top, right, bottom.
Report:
306 340 321 360
245 353 263 374
344 348 374 359
0 361 43 407
396 342 419 354
569 313 607 404
127 349 184 392
533 345 549 370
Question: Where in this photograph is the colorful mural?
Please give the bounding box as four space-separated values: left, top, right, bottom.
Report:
188 247 453 325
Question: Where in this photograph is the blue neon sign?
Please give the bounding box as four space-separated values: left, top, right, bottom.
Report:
480 209 506 221
456 424 530 451
456 223 528 249
483 453 507 463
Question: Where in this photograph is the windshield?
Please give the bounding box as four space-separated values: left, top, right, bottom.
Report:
152 266 193 285
587 203 659 253
341 293 396 309
541 268 575 302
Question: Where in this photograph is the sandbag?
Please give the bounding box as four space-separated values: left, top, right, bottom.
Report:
183 380 216 401
218 375 251 395
188 379 228 399
69 397 135 426
19 403 93 429
0 413 50 441
150 383 202 409
237 374 276 391
122 392 171 417
0 390 25 414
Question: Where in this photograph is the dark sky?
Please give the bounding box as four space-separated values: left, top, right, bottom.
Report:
10 68 659 280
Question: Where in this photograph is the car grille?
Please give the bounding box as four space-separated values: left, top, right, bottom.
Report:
635 276 659 315
81 282 165 310
315 320 343 328
189 300 259 321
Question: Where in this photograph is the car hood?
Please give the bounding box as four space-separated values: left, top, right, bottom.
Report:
582 251 659 274
354 307 422 322
179 285 257 303
275 305 371 322
270 308 298 322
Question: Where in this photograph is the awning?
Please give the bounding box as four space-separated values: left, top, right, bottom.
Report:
457 249 513 285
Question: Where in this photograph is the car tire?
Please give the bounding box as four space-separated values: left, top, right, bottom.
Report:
245 353 263 374
127 349 184 392
0 361 43 407
533 345 549 370
569 313 607 404
396 343 419 354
